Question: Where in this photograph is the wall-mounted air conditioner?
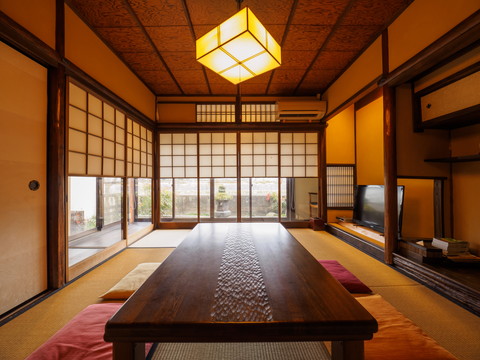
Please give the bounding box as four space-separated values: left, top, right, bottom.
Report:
276 100 327 121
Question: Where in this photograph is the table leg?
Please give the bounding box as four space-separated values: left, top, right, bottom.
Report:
331 340 364 360
112 342 146 360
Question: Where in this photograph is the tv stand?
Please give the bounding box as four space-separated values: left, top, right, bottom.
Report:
327 222 384 261
326 222 480 316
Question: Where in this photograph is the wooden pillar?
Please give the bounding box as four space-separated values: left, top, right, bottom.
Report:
318 126 328 221
153 127 160 228
383 85 397 264
47 0 66 288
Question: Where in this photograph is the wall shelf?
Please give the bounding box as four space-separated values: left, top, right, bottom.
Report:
424 154 480 163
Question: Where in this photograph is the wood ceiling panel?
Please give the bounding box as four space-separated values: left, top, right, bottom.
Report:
171 70 205 84
180 83 210 94
187 0 238 25
120 51 167 72
270 69 305 84
147 26 196 52
280 50 317 69
95 27 153 52
268 83 297 95
149 82 183 95
325 25 382 51
283 25 331 51
68 0 136 27
128 0 188 26
239 83 268 95
209 83 238 95
137 70 181 94
342 0 412 26
292 0 350 25
312 50 357 70
161 51 202 71
68 0 414 96
302 69 339 87
242 0 293 24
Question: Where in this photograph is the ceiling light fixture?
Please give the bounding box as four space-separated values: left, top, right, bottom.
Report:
196 4 281 85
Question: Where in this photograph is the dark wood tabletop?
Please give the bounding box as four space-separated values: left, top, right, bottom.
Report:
104 223 377 360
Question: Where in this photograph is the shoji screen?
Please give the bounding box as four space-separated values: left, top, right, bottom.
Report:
199 133 237 178
240 132 278 177
126 119 153 178
280 132 318 177
159 133 198 178
68 81 152 178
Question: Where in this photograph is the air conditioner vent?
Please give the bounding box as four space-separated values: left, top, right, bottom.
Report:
276 100 327 121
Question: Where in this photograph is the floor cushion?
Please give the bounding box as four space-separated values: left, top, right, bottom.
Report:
26 303 152 360
100 262 161 300
357 295 458 360
318 260 372 293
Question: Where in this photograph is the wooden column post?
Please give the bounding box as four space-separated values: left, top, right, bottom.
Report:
383 85 397 264
318 126 328 222
47 0 66 288
153 127 160 228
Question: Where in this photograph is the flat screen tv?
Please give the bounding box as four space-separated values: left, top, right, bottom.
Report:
353 185 404 236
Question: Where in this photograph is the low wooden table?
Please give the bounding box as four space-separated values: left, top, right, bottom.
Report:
104 223 377 360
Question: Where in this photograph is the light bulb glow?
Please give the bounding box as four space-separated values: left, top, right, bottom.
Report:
196 7 281 85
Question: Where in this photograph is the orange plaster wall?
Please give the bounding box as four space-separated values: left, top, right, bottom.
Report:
326 105 355 164
450 124 480 254
157 103 196 123
388 0 480 72
452 162 480 255
397 178 435 238
65 6 155 120
0 0 56 49
355 97 384 185
326 105 355 222
323 38 382 115
395 84 451 177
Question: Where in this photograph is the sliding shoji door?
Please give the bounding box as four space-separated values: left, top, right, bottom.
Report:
0 43 48 314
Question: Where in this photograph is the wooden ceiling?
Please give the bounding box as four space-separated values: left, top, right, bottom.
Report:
66 0 413 97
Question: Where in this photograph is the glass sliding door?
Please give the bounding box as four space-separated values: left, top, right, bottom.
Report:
157 131 319 224
241 178 286 221
174 178 198 221
127 178 152 235
68 176 123 266
213 178 237 220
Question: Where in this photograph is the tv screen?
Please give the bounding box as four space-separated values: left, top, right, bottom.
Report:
353 185 404 236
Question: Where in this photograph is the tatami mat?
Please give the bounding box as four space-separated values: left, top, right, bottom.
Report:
129 229 191 248
149 342 331 360
288 229 480 360
2 229 480 360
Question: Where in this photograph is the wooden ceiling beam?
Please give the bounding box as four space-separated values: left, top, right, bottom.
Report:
265 0 299 95
180 0 212 95
293 0 355 95
121 0 184 95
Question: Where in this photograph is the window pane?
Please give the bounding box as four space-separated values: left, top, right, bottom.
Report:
174 179 198 221
199 179 211 219
281 178 317 221
214 178 237 220
160 179 173 220
127 178 152 235
241 178 281 221
68 177 123 267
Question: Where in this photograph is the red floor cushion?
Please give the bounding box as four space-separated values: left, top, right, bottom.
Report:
319 260 372 293
26 303 152 360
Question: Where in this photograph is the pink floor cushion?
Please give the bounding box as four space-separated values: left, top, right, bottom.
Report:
318 260 372 293
26 303 152 360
